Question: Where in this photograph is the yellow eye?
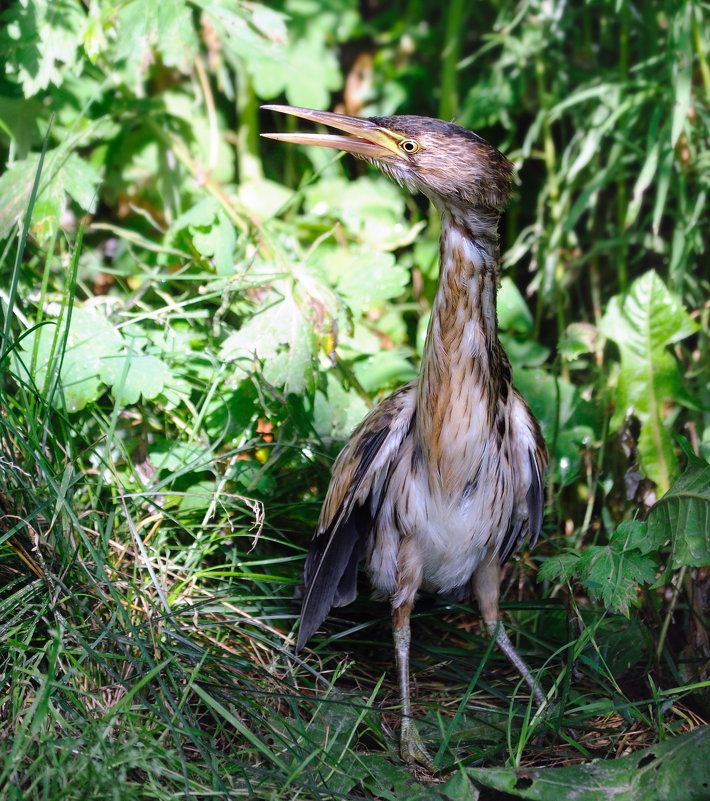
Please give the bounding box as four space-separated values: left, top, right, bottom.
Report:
399 139 419 154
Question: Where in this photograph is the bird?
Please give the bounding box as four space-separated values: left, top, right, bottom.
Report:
261 105 548 768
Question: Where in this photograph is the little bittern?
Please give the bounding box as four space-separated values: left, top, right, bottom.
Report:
262 105 548 767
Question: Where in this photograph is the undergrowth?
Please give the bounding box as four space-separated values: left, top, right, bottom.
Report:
1 1 709 799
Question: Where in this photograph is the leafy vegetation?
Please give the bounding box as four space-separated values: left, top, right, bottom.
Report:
1 0 709 799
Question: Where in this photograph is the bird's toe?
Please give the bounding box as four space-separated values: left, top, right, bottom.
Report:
400 718 435 771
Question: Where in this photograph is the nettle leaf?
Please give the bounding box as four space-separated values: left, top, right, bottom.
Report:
100 354 171 405
1 0 85 96
539 521 657 615
220 284 317 394
538 553 582 584
647 452 710 569
599 270 698 489
15 308 123 412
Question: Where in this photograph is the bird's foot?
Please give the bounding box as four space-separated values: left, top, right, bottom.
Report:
400 718 435 771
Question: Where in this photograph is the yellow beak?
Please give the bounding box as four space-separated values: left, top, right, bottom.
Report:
260 105 405 162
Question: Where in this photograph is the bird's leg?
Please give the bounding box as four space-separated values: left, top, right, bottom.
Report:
392 601 434 770
473 559 546 707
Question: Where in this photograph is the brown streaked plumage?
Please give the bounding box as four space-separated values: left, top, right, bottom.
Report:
262 105 548 768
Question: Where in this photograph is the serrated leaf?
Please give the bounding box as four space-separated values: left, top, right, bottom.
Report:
584 543 656 615
467 725 710 800
538 553 582 584
101 354 171 405
220 286 316 394
1 0 85 96
647 453 710 569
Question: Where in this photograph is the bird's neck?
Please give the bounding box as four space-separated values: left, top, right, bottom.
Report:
415 210 509 480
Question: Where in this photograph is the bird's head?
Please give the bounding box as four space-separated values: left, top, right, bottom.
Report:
261 105 514 213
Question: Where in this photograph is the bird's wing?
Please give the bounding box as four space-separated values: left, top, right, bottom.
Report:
297 382 417 650
498 389 548 563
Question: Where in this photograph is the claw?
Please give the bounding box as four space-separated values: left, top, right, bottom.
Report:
400 717 435 771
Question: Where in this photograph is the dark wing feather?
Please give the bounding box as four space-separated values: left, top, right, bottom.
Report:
297 383 416 651
525 447 545 548
498 392 548 564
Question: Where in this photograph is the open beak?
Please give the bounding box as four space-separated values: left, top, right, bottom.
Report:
260 105 404 162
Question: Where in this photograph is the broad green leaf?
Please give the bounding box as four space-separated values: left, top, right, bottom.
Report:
647 452 710 569
599 270 699 490
148 440 214 473
197 0 288 86
497 277 534 334
319 248 410 317
558 322 597 362
353 349 417 394
220 285 316 394
283 30 342 108
304 176 417 250
237 178 293 221
100 354 171 405
467 725 710 800
14 307 123 412
512 368 596 485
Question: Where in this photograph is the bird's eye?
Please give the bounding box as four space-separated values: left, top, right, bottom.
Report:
399 139 419 154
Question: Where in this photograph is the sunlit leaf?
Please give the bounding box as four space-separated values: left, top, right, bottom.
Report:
0 0 85 96
14 307 123 411
101 354 171 405
220 285 317 394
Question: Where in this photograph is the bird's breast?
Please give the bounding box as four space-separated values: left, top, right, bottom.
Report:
366 419 516 600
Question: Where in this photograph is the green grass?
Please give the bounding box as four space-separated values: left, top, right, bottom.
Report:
1 0 709 798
